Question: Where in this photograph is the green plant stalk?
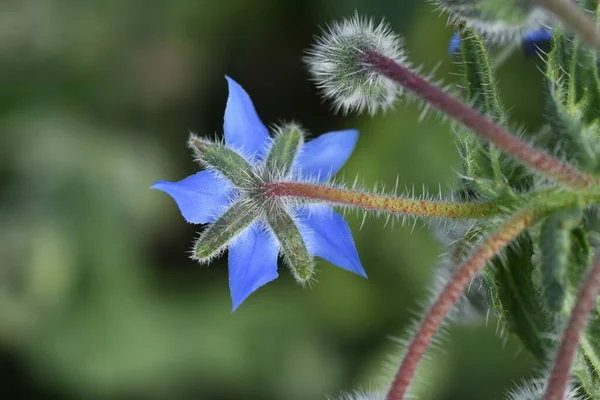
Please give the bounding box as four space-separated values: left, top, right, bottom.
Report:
266 181 502 218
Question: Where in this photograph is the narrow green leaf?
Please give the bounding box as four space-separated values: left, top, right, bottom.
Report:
545 26 598 170
539 209 582 312
459 28 506 122
457 28 530 194
267 210 314 284
193 199 260 262
482 233 554 361
266 124 304 176
567 0 600 124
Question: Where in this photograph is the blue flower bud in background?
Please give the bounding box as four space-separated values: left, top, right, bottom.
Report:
448 26 553 56
436 0 548 43
520 26 553 56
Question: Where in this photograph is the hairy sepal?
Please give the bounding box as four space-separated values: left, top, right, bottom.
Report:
188 135 260 189
266 123 305 177
267 210 314 285
192 199 261 262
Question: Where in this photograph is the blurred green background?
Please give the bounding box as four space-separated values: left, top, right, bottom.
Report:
0 1 549 399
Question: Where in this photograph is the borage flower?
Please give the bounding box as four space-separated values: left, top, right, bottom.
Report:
152 77 365 310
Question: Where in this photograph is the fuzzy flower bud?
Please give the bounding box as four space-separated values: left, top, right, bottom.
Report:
304 14 406 115
505 379 583 400
328 390 385 400
436 0 550 43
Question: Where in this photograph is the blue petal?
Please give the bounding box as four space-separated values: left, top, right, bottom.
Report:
522 27 553 56
448 32 461 55
294 129 358 182
297 205 366 277
151 171 233 224
223 76 271 161
228 224 279 310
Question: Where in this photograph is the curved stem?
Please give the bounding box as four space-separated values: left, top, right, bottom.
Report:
266 182 501 219
384 209 539 400
364 51 598 190
544 251 600 400
538 0 600 54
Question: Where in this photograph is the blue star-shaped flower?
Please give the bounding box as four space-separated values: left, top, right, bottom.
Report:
152 77 365 310
448 27 553 56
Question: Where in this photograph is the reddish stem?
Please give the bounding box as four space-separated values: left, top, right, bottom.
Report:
385 210 536 400
365 51 597 190
544 251 600 400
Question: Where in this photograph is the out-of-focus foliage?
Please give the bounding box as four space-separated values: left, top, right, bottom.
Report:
0 0 546 399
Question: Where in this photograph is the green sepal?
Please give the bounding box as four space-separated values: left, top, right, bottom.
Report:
539 208 582 312
481 233 554 361
193 199 260 262
266 123 304 177
267 210 314 284
188 135 259 189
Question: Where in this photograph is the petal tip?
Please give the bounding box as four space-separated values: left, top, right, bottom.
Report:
150 180 169 191
230 270 279 312
224 75 241 92
355 266 368 279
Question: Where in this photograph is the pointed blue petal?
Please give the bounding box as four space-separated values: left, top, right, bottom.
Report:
297 205 366 277
151 171 233 224
223 76 271 161
294 129 358 182
449 32 461 55
228 224 279 310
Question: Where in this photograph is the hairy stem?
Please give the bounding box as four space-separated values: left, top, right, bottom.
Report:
364 51 597 190
544 251 600 400
537 0 600 54
385 209 538 400
265 182 501 219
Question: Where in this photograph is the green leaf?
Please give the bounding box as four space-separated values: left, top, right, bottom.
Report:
267 210 314 284
266 123 304 176
545 25 598 171
193 199 260 262
457 28 530 195
482 233 554 361
459 28 506 122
